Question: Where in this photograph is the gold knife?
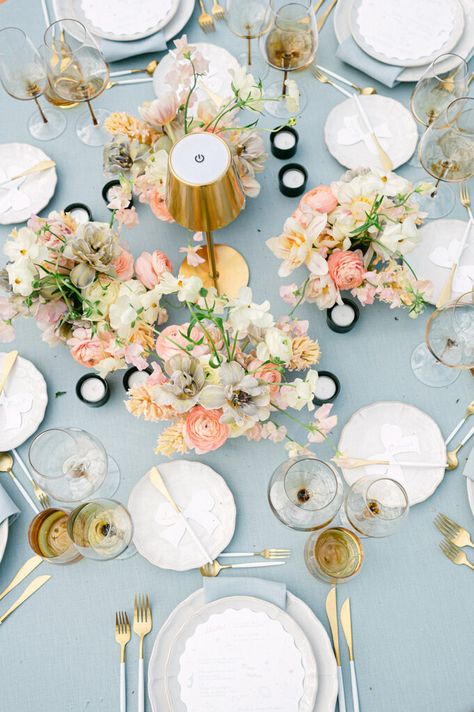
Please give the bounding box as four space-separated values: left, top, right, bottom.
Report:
326 587 346 712
317 0 337 31
0 574 50 624
0 555 43 601
0 350 18 395
341 598 360 712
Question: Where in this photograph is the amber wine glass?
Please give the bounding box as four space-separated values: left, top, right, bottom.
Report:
226 0 272 79
28 508 81 564
304 527 364 584
67 499 134 560
0 27 66 141
43 19 110 146
260 0 318 117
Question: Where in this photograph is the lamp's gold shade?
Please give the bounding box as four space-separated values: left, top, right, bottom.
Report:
166 133 249 297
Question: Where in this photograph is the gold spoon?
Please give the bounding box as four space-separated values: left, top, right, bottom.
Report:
316 64 377 95
109 59 159 79
199 560 286 577
0 452 39 513
445 400 474 445
446 425 474 470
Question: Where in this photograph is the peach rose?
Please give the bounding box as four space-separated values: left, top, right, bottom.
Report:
68 328 106 368
327 249 365 290
300 185 338 213
113 247 134 281
184 406 229 454
155 323 208 361
135 250 173 289
148 186 174 222
248 358 282 397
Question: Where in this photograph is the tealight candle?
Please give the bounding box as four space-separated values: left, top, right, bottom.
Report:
327 298 360 333
313 370 340 406
76 374 110 407
102 180 133 209
64 202 92 224
278 163 308 198
122 365 153 391
270 126 299 159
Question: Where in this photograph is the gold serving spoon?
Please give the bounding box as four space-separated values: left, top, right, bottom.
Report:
446 425 474 470
109 59 159 79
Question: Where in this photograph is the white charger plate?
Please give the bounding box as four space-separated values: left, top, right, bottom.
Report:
334 0 474 81
0 144 57 226
78 0 179 41
164 596 317 712
408 219 474 306
128 460 236 571
0 354 48 452
324 95 417 170
52 0 195 44
337 401 447 505
148 589 338 712
153 42 240 104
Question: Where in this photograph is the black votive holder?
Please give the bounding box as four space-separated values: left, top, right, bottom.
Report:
326 297 360 334
102 180 134 209
278 163 308 198
64 202 92 223
312 370 341 406
76 374 110 408
270 126 299 159
122 365 153 392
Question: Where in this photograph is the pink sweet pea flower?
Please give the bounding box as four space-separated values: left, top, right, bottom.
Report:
308 403 338 443
179 245 205 267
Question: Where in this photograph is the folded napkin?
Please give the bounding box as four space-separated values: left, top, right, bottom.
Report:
99 32 168 63
336 36 405 88
203 576 287 609
462 447 474 481
0 482 20 525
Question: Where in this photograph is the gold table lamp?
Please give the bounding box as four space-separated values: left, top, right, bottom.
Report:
166 132 248 297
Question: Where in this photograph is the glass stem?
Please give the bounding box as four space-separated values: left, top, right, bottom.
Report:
282 69 289 96
247 36 252 66
34 97 48 124
86 100 99 127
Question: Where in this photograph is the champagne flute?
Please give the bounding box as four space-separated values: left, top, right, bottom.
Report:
67 499 134 560
43 19 110 146
412 290 474 387
260 0 318 118
226 0 272 79
344 476 409 538
0 27 66 141
418 96 474 217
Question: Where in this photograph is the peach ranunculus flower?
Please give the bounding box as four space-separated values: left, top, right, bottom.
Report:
155 323 209 361
293 185 338 228
184 406 229 454
247 358 282 397
68 328 107 368
135 250 173 289
113 247 134 280
147 186 175 223
266 214 329 277
328 249 365 290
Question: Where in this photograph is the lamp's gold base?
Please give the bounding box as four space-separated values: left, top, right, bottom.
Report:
179 244 249 298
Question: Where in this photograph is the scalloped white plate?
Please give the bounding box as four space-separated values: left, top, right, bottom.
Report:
78 0 179 42
0 354 48 451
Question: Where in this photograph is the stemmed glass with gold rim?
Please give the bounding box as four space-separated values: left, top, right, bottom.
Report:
0 27 66 141
43 19 110 146
226 0 272 79
344 476 409 538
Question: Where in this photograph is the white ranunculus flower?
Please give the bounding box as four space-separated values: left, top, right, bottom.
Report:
4 227 47 264
256 327 292 364
378 216 420 255
157 272 203 302
139 285 162 324
228 286 274 331
283 370 319 411
6 258 37 297
109 280 146 337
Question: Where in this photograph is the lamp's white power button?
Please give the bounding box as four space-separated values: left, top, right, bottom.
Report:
194 153 205 163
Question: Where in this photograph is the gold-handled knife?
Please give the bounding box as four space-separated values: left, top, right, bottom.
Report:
0 160 56 187
326 587 346 712
341 598 360 712
0 555 43 601
0 350 18 395
0 574 50 624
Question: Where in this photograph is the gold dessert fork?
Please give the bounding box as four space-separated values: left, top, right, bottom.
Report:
212 0 226 20
219 548 291 559
115 611 130 712
440 539 474 570
198 0 215 32
134 594 152 712
434 513 474 549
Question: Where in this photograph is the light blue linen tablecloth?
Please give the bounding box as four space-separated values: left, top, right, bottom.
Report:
0 2 473 712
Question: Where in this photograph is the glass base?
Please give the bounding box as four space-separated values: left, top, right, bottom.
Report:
28 106 66 141
411 342 460 387
264 79 306 118
76 107 111 146
412 181 455 219
236 50 269 81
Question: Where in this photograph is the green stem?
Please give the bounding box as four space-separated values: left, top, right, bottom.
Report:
288 277 309 317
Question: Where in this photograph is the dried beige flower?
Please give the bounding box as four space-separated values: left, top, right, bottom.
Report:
289 336 321 371
104 112 160 145
126 384 176 422
155 420 188 457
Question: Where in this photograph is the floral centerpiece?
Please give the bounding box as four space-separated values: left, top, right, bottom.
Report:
102 35 298 229
0 212 174 376
125 281 336 457
267 168 433 316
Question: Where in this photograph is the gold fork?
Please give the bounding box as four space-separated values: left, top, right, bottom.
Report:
317 0 338 31
434 513 474 549
460 182 473 221
12 449 50 509
134 594 152 712
198 0 215 32
219 548 291 559
115 611 130 712
437 183 473 307
212 0 225 20
440 539 474 570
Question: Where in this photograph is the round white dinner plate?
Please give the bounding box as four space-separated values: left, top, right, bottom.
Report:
0 144 57 226
52 0 195 44
0 354 48 452
350 0 464 67
337 401 447 505
324 95 417 170
148 589 338 712
78 0 179 41
0 520 8 565
334 0 474 82
408 219 474 306
128 460 236 571
153 42 240 104
163 596 317 712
